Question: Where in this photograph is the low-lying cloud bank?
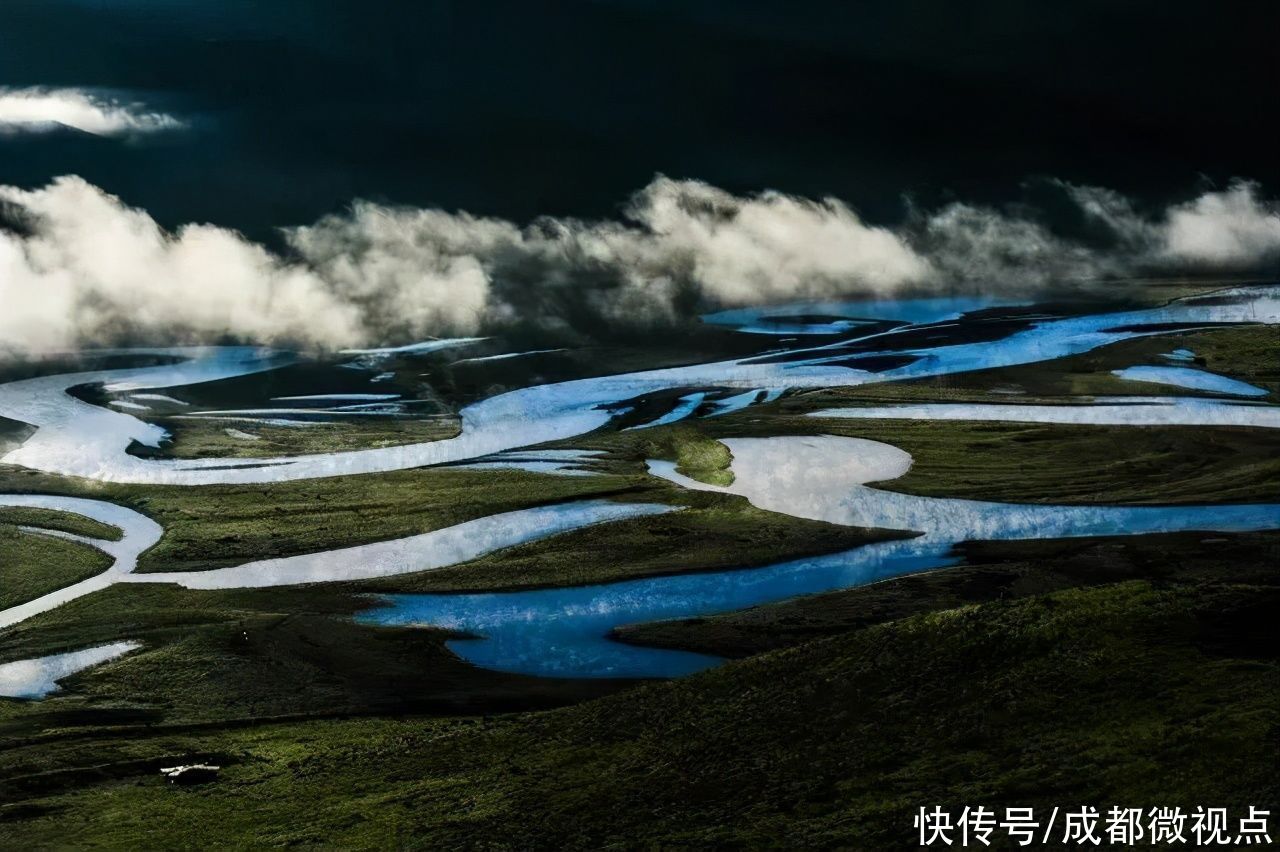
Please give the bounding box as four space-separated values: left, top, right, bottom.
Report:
0 88 183 136
2 175 1279 353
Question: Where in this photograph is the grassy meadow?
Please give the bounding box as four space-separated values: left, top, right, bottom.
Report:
0 315 1276 847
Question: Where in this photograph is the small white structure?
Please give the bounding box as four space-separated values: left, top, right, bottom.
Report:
160 764 220 785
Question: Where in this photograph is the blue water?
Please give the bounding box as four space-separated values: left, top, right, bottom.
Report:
360 538 952 679
359 496 1280 679
1113 365 1269 397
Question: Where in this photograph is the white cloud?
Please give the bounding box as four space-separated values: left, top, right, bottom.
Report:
621 177 932 302
288 202 516 342
286 177 936 335
1 174 1279 353
1159 181 1280 266
914 201 1122 287
0 88 183 136
0 177 361 352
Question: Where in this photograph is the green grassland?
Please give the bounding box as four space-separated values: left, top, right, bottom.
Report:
802 420 1278 504
598 423 736 485
0 465 646 575
127 468 648 575
0 491 905 726
0 583 629 732
0 322 1268 583
1094 275 1276 305
358 499 904 594
0 322 1271 648
0 526 111 611
0 423 884 584
136 416 462 460
0 507 122 542
583 414 1280 506
0 306 1275 847
646 424 736 486
0 544 1273 848
581 323 1279 506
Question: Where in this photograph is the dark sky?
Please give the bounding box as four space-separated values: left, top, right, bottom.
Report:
1 0 1276 241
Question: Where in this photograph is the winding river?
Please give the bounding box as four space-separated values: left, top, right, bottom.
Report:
2 286 1279 686
1 286 1278 485
358 435 1280 679
0 498 671 631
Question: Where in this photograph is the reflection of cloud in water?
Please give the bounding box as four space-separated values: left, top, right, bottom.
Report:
363 435 1280 679
811 396 1280 428
0 642 140 699
448 448 606 476
1112 365 1268 397
135 500 671 589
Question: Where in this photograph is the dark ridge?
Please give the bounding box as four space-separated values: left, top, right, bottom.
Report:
755 314 864 325
0 415 34 453
741 349 844 366
599 388 720 431
1181 294 1261 306
822 354 920 372
124 437 293 465
65 383 111 408
171 461 297 472
167 362 412 409
0 353 185 385
743 317 1038 365
1103 321 1255 333
850 317 1039 351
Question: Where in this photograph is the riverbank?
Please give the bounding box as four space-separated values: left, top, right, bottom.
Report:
2 538 1274 847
